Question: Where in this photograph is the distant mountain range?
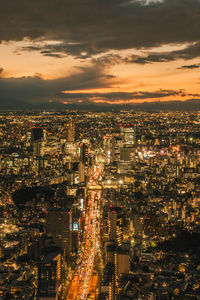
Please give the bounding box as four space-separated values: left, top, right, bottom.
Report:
0 98 200 111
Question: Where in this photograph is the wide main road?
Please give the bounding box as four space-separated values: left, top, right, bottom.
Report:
66 164 103 300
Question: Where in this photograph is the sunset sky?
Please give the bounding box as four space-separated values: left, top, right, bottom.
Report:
0 0 200 107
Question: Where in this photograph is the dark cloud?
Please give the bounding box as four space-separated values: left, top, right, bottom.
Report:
91 43 200 67
21 42 99 59
178 63 200 70
0 66 115 104
0 65 194 106
1 0 200 58
40 51 65 58
61 89 194 103
130 42 200 64
0 67 4 78
92 54 127 66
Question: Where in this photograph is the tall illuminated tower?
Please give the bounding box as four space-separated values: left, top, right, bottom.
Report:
79 143 89 184
31 127 43 156
120 124 136 146
67 119 75 142
108 206 123 247
80 143 89 165
31 127 44 174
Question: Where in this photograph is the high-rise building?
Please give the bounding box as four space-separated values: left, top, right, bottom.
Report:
31 127 43 142
31 127 44 174
114 243 130 297
104 243 116 300
71 208 80 254
37 251 62 299
67 119 75 142
120 125 136 146
80 143 89 165
79 162 85 183
103 135 115 163
108 206 123 247
46 208 72 259
79 143 89 184
31 127 43 156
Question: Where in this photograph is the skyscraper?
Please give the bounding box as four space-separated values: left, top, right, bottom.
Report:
80 143 89 165
31 127 44 174
79 143 89 184
120 125 136 146
79 161 85 183
31 127 43 156
108 206 123 247
67 119 75 142
31 127 43 142
37 251 62 299
46 208 72 259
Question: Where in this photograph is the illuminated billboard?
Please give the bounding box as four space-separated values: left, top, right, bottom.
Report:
73 222 79 231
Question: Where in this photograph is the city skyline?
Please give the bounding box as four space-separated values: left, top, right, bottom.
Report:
1 111 200 299
0 0 200 109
